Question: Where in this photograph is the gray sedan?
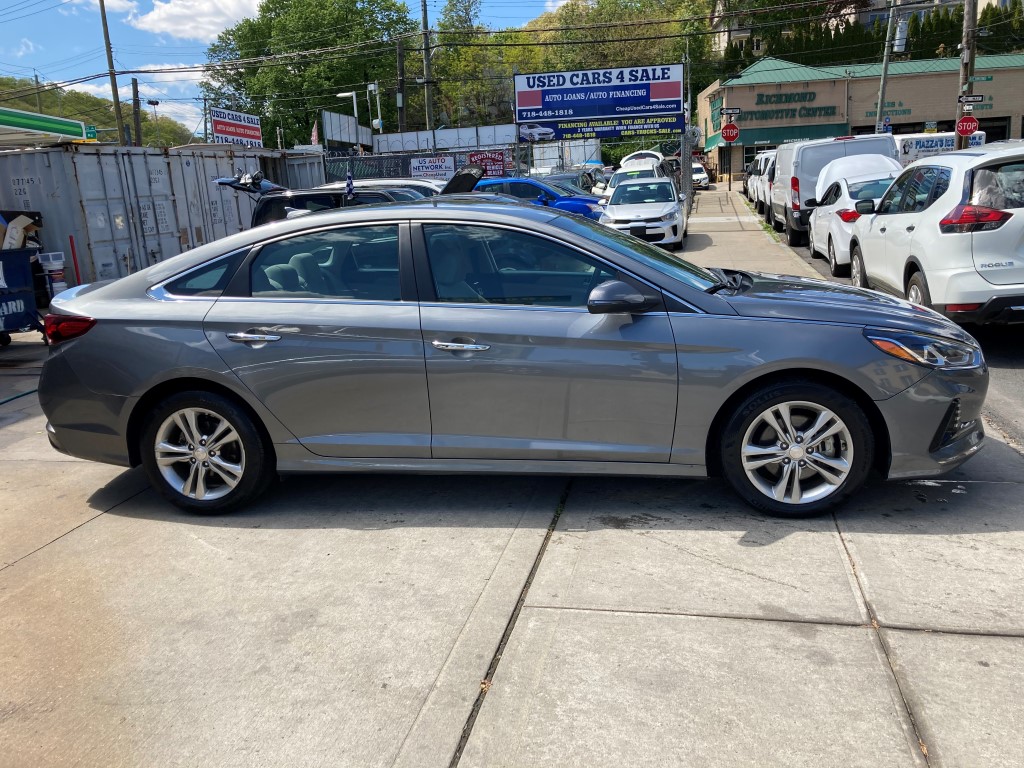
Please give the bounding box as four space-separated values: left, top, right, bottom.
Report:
39 198 988 517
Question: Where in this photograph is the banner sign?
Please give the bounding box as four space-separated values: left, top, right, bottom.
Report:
524 114 685 142
210 107 264 148
467 150 505 177
410 156 456 179
514 65 683 124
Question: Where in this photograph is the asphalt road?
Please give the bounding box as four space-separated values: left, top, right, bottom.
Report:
769 203 1024 451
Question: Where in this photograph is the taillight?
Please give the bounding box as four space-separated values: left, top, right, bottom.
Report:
837 209 861 223
938 204 1012 234
790 176 800 210
44 314 96 345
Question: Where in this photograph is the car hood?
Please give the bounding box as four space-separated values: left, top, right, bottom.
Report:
724 272 976 341
558 193 602 204
606 201 677 219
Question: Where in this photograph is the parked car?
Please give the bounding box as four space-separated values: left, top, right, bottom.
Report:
602 162 672 200
848 144 1024 324
692 162 710 190
520 123 556 142
321 177 445 196
250 187 422 227
807 155 902 276
599 178 687 249
546 168 604 195
769 134 899 246
472 176 604 219
748 150 776 214
40 197 987 518
742 162 753 198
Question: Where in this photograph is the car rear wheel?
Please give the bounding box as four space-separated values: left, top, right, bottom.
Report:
720 382 874 518
828 238 849 278
784 210 805 246
850 244 867 288
906 271 932 308
141 391 274 513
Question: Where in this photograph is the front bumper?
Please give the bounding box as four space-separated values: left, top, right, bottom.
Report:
878 364 988 479
693 178 709 189
606 219 683 245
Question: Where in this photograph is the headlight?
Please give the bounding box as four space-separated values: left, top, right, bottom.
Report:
864 329 982 369
599 213 613 224
659 211 677 222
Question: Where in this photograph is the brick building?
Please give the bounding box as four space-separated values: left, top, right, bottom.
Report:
697 53 1024 177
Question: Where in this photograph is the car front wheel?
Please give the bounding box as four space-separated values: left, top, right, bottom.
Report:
720 382 875 517
141 391 274 513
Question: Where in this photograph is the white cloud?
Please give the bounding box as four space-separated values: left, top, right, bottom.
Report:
70 0 139 12
544 0 571 11
67 78 204 135
12 38 39 58
128 0 260 43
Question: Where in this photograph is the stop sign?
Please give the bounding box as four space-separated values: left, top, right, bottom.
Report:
956 115 979 137
722 123 740 143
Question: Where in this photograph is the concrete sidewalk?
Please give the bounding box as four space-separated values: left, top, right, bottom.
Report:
683 186 820 278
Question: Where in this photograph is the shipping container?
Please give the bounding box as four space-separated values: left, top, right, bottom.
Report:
0 144 324 286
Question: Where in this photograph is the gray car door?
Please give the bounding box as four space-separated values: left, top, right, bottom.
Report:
203 221 431 458
415 222 679 462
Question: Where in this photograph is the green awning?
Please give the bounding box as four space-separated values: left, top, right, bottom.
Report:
705 122 850 150
0 106 87 147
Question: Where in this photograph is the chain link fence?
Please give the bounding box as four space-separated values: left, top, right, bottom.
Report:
325 147 519 183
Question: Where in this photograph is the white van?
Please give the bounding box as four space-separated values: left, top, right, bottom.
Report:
769 134 899 246
747 149 776 214
894 131 986 166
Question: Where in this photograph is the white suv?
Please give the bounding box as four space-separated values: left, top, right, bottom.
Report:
848 145 1024 324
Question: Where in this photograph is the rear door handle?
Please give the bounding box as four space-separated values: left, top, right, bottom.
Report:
227 331 282 343
906 225 916 232
432 340 490 352
879 227 887 233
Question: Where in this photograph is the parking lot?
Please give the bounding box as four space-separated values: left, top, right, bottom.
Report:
2 189 1023 767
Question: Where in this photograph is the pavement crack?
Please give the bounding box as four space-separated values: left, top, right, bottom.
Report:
446 479 572 768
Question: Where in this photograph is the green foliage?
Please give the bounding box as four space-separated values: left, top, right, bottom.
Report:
0 75 193 146
202 0 416 144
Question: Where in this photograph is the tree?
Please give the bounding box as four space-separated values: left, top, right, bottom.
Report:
202 0 416 145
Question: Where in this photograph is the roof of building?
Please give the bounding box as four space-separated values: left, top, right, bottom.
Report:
721 53 1024 87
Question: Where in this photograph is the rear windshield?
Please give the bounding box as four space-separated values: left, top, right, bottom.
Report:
611 182 676 205
609 169 654 188
970 161 1024 210
848 178 896 200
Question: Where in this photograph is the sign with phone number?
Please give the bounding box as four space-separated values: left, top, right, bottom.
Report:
526 114 686 141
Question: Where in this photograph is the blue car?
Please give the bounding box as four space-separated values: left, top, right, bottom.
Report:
473 177 604 220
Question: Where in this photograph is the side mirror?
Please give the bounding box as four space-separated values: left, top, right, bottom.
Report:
804 198 819 208
587 280 655 314
537 194 549 206
598 198 608 205
855 199 876 214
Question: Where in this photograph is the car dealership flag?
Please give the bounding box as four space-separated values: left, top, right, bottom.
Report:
346 170 354 199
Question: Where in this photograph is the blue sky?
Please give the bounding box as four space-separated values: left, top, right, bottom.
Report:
1 0 561 133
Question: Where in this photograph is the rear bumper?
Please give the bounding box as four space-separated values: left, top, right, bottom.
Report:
878 365 988 479
939 294 1024 325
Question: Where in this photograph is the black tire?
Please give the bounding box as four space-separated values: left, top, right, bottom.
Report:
141 391 274 513
0 332 10 347
850 244 867 288
784 210 806 246
755 199 763 214
771 205 784 232
906 271 932 308
828 237 850 278
719 381 875 518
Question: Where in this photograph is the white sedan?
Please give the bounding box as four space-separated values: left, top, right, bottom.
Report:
599 178 687 249
808 171 900 276
520 123 556 142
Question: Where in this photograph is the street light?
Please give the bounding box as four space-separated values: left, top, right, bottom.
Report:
146 99 160 146
336 91 359 147
367 81 383 133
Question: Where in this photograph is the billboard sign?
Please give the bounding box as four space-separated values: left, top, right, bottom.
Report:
468 150 505 177
410 156 456 179
514 65 684 124
522 114 685 142
210 107 264 148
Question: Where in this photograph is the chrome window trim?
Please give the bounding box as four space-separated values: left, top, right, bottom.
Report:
147 249 248 302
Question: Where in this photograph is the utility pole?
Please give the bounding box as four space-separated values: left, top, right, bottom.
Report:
202 96 209 142
131 78 142 146
420 0 434 130
98 0 127 146
955 0 979 150
874 0 897 136
397 39 406 132
33 70 42 113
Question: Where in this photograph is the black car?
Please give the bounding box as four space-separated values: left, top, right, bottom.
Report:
251 187 422 227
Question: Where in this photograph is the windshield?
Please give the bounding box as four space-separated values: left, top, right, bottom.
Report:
549 179 589 196
692 165 705 174
609 169 654 189
610 182 676 206
385 189 424 201
552 215 716 291
847 178 896 200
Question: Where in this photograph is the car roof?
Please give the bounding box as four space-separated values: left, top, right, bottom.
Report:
617 177 673 187
905 144 1024 169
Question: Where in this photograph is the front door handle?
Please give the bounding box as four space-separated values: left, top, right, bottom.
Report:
227 331 282 343
432 340 490 352
906 224 916 232
879 227 887 233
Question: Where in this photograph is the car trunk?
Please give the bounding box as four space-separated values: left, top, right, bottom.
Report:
969 159 1024 285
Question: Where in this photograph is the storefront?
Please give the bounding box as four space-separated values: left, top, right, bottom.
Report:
697 53 1024 178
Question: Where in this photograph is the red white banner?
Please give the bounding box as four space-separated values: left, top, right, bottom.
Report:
468 150 505 177
210 107 264 148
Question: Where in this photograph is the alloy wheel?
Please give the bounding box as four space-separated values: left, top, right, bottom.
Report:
154 407 246 501
740 400 853 505
907 283 924 305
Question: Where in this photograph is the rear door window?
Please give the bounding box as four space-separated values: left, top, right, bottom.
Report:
970 161 1024 210
877 169 914 214
898 167 940 213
